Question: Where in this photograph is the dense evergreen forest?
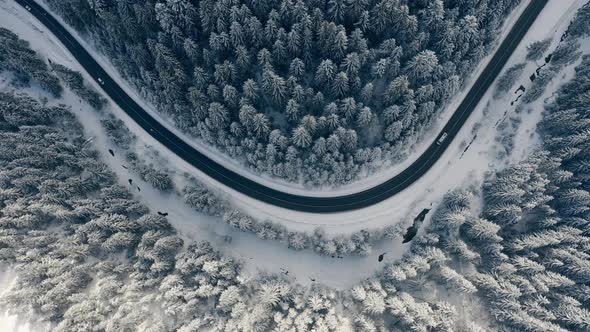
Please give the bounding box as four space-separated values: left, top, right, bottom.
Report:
1 5 590 327
44 0 521 186
2 72 590 330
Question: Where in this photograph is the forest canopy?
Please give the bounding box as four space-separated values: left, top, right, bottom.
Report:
2 6 590 328
44 0 521 186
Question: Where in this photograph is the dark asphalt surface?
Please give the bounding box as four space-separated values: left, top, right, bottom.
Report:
16 0 549 213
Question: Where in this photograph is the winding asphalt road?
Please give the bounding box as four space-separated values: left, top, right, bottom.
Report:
16 0 549 213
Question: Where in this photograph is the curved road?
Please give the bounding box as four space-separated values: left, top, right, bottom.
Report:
16 0 548 213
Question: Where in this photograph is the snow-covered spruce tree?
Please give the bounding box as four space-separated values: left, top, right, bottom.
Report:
50 63 107 110
370 50 590 324
526 39 551 61
0 28 62 97
522 24 587 105
494 63 526 98
464 51 590 331
0 86 359 331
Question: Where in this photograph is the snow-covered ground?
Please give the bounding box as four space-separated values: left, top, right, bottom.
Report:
59 86 410 290
496 47 590 169
4 0 535 197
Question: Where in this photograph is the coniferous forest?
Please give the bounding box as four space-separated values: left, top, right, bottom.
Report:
1 4 590 328
44 0 521 186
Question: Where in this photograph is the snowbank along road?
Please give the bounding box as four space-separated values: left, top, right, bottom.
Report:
15 0 549 213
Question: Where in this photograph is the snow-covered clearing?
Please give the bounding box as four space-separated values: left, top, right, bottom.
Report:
65 88 410 290
496 41 590 167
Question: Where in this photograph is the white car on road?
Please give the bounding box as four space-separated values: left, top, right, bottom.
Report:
436 132 448 146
